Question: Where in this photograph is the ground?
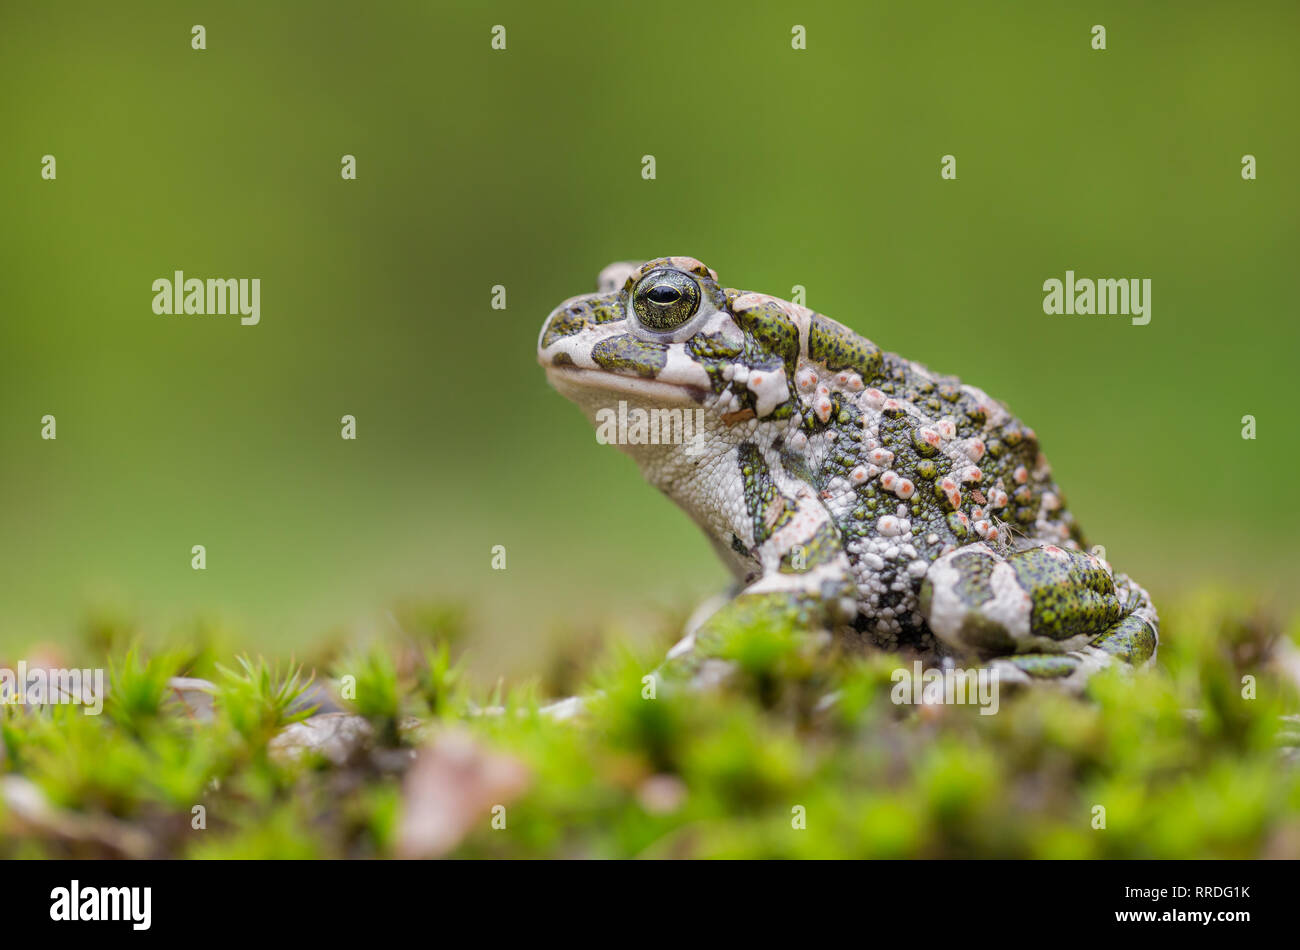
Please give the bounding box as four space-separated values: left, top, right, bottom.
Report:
1 592 1298 859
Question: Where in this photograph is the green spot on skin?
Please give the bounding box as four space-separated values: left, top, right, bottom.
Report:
591 334 668 378
733 299 800 378
738 442 787 546
686 332 744 361
779 520 840 574
587 296 624 324
808 313 883 379
1005 654 1080 678
958 614 1018 654
1008 547 1122 643
541 308 589 348
541 291 625 348
1093 615 1157 664
951 550 997 607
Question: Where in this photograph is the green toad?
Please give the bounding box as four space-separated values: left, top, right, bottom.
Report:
538 257 1158 687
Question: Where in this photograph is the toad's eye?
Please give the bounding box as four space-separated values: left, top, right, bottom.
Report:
632 270 700 331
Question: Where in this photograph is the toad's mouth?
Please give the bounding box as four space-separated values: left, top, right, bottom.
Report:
543 364 709 408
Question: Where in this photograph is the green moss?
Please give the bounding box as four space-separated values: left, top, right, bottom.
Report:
1 591 1297 858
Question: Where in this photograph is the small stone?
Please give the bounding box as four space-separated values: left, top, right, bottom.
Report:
269 713 374 767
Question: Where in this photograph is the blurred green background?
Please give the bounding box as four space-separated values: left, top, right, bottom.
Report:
2 0 1297 673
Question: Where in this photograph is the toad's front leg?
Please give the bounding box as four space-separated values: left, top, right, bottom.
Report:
661 482 856 681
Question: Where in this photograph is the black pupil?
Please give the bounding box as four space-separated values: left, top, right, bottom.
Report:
647 284 681 305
